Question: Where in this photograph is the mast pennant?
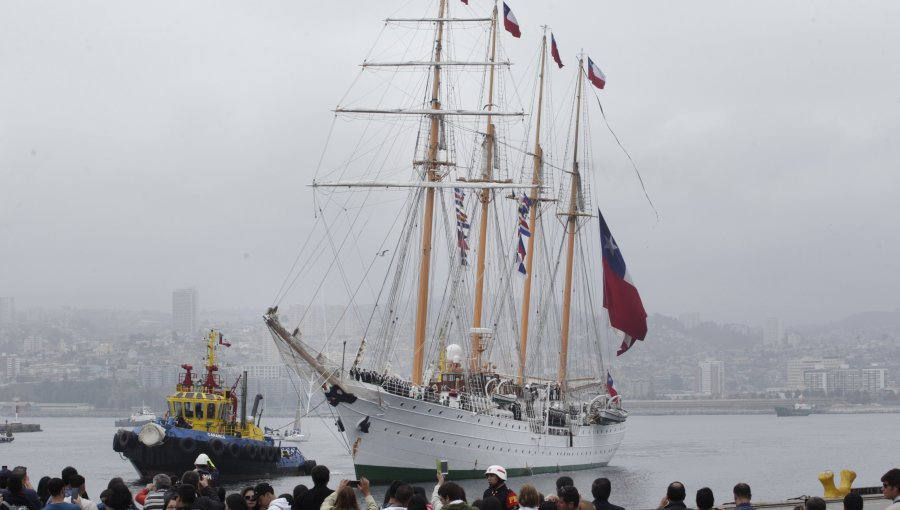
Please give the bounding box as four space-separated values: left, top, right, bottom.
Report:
503 3 521 38
598 208 647 355
516 193 532 274
454 188 471 266
588 57 607 89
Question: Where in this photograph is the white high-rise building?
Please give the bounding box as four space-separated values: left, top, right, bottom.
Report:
763 317 783 345
861 368 888 392
787 357 846 388
172 288 198 335
0 297 14 324
696 360 725 397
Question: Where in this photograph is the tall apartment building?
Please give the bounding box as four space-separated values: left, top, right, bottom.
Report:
696 360 725 397
172 288 198 335
786 357 846 388
0 297 14 324
861 369 888 392
763 317 784 346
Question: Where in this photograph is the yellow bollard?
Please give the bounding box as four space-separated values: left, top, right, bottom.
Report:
818 470 856 499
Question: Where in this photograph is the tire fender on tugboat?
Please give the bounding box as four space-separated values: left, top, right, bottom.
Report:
209 438 226 456
179 436 197 454
226 442 240 459
113 430 129 452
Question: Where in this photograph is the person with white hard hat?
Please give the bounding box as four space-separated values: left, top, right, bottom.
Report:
483 466 519 510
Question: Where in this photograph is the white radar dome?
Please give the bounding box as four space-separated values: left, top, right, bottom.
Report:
445 344 463 364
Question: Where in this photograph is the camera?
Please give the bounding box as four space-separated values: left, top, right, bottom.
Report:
347 480 360 488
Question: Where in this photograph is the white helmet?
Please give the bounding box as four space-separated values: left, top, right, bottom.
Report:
194 453 211 466
485 465 507 481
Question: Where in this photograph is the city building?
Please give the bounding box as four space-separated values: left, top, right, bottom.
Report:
861 368 888 392
786 357 846 388
0 297 14 324
172 288 198 335
763 317 783 346
696 360 725 397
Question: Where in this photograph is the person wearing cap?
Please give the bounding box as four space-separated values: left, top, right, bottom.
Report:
483 466 518 510
251 483 291 510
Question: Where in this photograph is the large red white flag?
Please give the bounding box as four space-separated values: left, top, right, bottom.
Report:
503 3 521 38
588 57 606 89
551 33 564 68
598 208 647 355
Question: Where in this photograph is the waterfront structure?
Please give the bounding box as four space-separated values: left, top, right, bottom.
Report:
172 287 198 335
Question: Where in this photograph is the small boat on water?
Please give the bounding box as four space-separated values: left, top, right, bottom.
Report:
112 330 316 481
0 431 13 443
114 404 157 428
775 403 813 417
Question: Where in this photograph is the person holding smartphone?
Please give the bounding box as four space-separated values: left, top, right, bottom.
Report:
320 479 376 510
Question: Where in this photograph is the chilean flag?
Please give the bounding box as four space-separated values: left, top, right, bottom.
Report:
503 3 521 38
598 208 647 355
551 33 564 68
606 371 618 398
587 57 606 89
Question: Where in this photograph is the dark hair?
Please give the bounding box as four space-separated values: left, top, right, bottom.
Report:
408 495 429 510
696 488 714 510
538 502 557 510
243 487 258 510
438 482 465 503
556 477 574 490
471 500 484 510
61 467 78 486
311 465 330 486
181 471 200 489
733 483 751 500
48 478 66 498
107 483 135 510
882 469 900 489
7 475 23 494
227 493 250 510
559 486 580 505
667 482 686 503
393 485 414 506
177 485 197 506
279 495 294 506
843 493 863 510
806 497 826 510
592 478 612 502
37 476 51 503
482 497 503 510
70 475 86 491
383 481 407 506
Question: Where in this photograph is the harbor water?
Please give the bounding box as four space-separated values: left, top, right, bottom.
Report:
1 413 894 509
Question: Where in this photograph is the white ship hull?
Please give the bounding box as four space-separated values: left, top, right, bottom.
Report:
334 380 626 482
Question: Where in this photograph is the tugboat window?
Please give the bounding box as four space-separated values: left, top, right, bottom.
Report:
195 402 204 418
207 403 216 419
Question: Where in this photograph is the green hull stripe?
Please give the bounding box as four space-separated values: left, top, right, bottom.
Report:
354 462 609 484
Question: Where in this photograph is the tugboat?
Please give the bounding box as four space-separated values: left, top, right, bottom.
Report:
112 329 316 481
774 402 814 417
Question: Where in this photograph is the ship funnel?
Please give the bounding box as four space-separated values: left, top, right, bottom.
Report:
251 394 264 417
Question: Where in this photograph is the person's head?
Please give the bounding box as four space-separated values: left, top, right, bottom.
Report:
519 484 540 508
591 478 612 502
843 493 863 510
412 487 427 501
696 488 714 510
243 487 258 510
70 475 86 495
107 477 125 489
485 466 507 489
107 483 135 510
311 465 330 487
164 493 178 510
226 493 249 510
7 475 23 494
805 497 827 510
12 467 29 484
408 495 428 510
293 484 309 504
438 482 466 504
733 483 751 504
153 474 172 491
61 467 78 487
392 484 414 507
555 477 574 491
882 468 900 500
181 471 200 489
48 478 66 498
37 476 51 500
482 497 503 510
667 482 686 503
194 454 212 470
384 481 407 506
557 486 580 510
333 487 360 510
176 484 197 509
252 482 276 508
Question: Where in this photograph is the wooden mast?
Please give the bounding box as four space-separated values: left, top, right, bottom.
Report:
516 30 548 385
558 56 585 392
412 0 447 386
469 2 499 373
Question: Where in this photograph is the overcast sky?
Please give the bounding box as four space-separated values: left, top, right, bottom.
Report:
2 1 899 327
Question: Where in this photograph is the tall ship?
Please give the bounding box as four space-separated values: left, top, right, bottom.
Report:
113 330 315 481
266 0 648 482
